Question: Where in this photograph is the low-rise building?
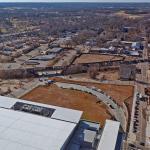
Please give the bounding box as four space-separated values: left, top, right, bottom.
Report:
0 96 82 150
31 54 56 61
119 64 136 81
0 96 124 150
97 120 121 150
48 47 63 54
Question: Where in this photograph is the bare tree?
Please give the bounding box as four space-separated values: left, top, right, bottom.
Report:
88 65 99 79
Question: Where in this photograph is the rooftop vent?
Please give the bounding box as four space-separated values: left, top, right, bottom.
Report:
11 102 55 118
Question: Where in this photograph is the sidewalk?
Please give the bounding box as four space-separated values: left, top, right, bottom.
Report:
7 79 44 98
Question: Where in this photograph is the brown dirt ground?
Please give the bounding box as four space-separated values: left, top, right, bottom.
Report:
22 77 134 127
124 56 137 61
50 77 134 115
73 54 123 64
22 84 112 126
68 70 119 81
47 58 59 67
96 70 119 81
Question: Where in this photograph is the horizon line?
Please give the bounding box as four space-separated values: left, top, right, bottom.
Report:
0 2 150 3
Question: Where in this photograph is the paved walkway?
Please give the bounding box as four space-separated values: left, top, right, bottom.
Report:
7 78 45 98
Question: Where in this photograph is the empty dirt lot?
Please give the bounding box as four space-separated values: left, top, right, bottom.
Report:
22 77 134 127
22 84 112 126
73 54 123 64
66 69 119 81
96 70 119 81
51 77 134 115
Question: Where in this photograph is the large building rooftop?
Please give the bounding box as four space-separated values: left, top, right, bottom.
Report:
0 96 82 124
0 96 82 150
97 120 120 150
0 96 123 150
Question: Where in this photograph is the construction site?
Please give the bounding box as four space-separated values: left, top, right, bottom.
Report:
21 77 134 129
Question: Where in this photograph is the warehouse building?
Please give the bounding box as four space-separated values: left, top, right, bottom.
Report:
0 96 124 150
97 120 121 150
48 47 63 54
30 54 56 61
0 96 82 150
119 64 136 81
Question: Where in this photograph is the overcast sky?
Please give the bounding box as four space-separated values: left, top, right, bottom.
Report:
0 0 149 2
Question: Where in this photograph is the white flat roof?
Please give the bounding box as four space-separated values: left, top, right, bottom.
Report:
0 108 76 150
0 96 82 124
97 120 120 150
0 96 83 150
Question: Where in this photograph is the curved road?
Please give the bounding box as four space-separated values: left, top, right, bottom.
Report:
55 82 127 131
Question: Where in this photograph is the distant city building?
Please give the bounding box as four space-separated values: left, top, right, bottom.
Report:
119 64 136 81
122 27 137 33
31 54 56 61
48 47 63 54
131 42 143 50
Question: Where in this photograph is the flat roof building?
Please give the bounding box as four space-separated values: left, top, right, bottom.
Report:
0 96 82 150
31 54 56 61
49 47 63 54
67 120 101 150
0 96 124 150
97 120 120 150
119 64 136 81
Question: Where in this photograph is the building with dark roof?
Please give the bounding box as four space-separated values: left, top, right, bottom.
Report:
119 64 136 81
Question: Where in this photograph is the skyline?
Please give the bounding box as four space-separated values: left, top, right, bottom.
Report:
0 0 150 3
